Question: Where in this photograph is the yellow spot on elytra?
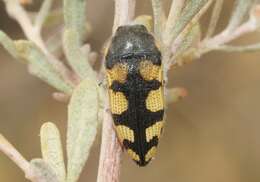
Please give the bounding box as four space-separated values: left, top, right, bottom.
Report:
109 90 128 114
145 147 157 162
107 63 128 86
139 60 162 81
146 88 164 112
146 121 164 142
116 125 135 143
127 149 140 162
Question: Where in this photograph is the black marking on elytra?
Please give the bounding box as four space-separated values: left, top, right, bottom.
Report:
106 24 164 166
108 58 164 167
123 136 159 166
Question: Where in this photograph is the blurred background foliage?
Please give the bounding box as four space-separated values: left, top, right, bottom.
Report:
1 0 260 181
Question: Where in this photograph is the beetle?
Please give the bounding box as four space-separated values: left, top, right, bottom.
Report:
105 24 164 166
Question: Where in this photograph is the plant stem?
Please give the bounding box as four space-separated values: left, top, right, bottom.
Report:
205 0 224 38
113 0 136 34
97 101 122 182
151 0 166 40
97 1 135 181
3 0 77 86
163 0 185 43
201 18 257 54
0 134 34 181
214 43 260 52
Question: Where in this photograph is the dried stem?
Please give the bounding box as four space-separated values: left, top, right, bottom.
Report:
0 134 35 181
166 0 213 67
3 0 76 86
201 18 257 54
213 42 260 52
163 0 185 42
205 0 224 38
171 0 213 52
34 0 54 33
226 0 254 33
151 0 166 40
97 1 135 181
113 0 136 34
97 102 122 182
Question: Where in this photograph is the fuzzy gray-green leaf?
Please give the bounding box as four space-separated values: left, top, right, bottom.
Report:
40 122 66 182
63 0 87 41
175 23 201 59
14 40 73 94
0 31 19 59
67 79 98 182
29 159 59 182
166 0 210 45
63 29 96 80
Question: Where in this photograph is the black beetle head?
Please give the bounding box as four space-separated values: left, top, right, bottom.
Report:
107 25 160 58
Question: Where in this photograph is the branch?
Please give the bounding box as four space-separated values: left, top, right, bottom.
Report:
226 0 255 33
205 0 224 38
201 18 257 54
213 43 260 52
0 134 56 182
97 2 136 181
34 0 54 33
163 0 185 43
165 0 213 68
97 102 122 182
0 134 32 179
163 0 212 47
171 0 213 51
113 0 136 34
2 0 77 87
151 0 166 40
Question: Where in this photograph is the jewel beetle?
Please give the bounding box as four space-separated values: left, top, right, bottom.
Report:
105 24 164 166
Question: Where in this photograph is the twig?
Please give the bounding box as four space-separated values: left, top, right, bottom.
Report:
163 0 185 42
201 18 257 54
151 0 166 40
167 0 213 67
0 134 34 181
97 102 122 182
113 0 136 34
214 43 260 52
226 0 254 33
97 2 135 181
34 0 54 33
3 0 76 86
164 0 212 48
205 0 224 38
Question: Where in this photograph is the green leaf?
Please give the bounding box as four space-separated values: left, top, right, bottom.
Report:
165 0 210 46
40 122 66 182
175 23 201 60
151 0 166 39
63 0 96 80
63 0 87 41
67 79 99 182
29 159 59 182
14 40 73 94
63 29 96 80
0 31 19 59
